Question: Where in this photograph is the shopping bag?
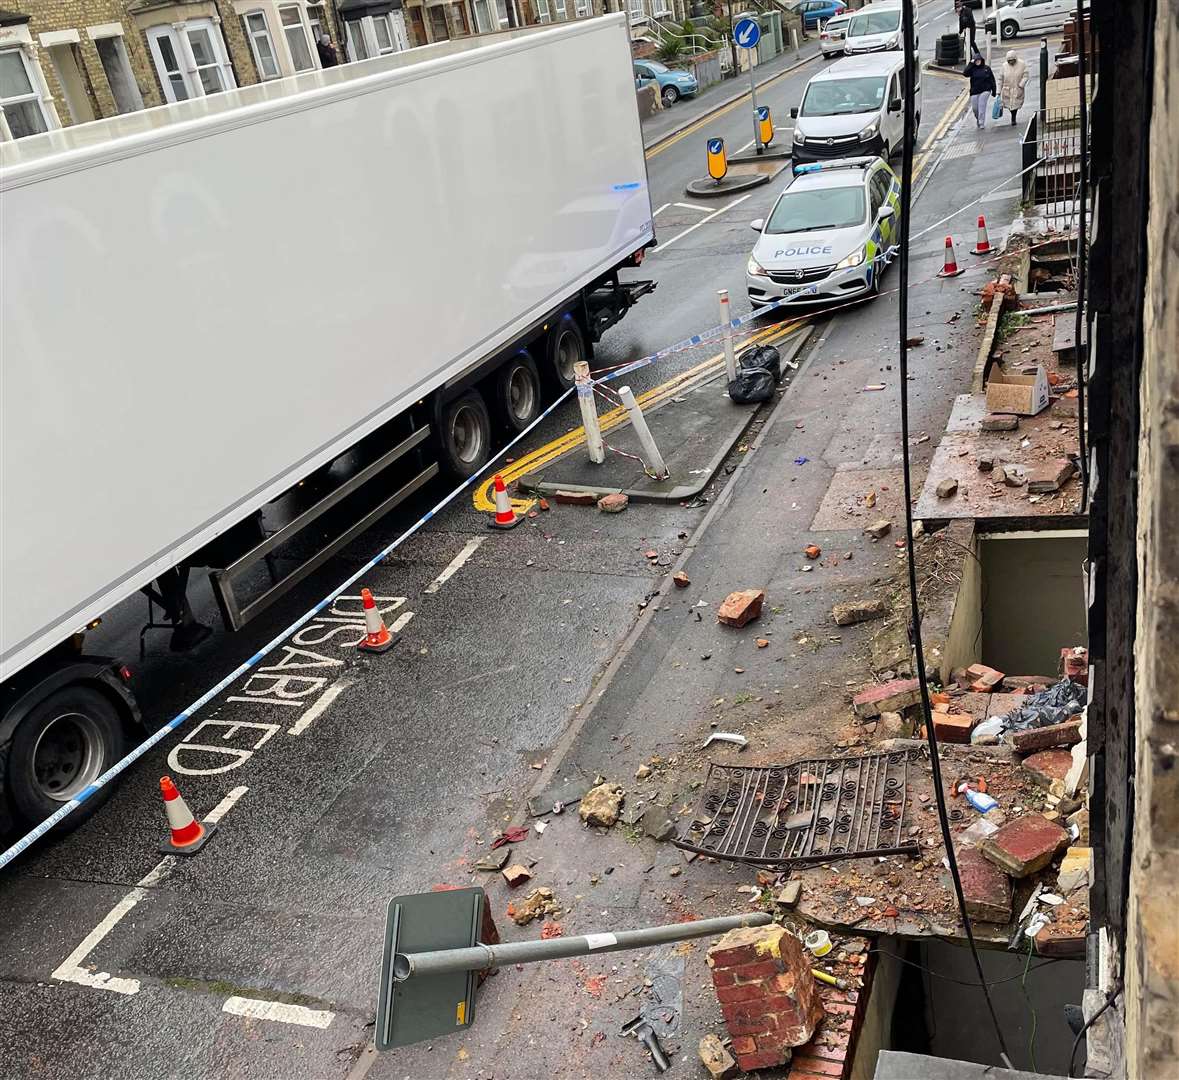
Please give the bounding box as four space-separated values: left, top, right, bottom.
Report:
992 97 1003 120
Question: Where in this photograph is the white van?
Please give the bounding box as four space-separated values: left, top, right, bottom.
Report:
843 1 919 54
984 0 1090 40
791 52 921 164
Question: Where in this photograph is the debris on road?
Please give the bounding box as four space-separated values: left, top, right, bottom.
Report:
755 638 769 648
699 1034 738 1080
579 782 625 827
832 598 888 626
507 886 561 926
936 478 959 499
852 678 921 718
717 589 765 628
474 849 511 872
642 801 677 841
672 571 690 588
980 813 1070 877
864 519 892 539
776 880 802 909
635 763 652 780
700 731 748 751
555 489 597 506
598 493 629 513
491 825 529 849
804 544 822 560
502 863 532 887
981 413 1020 432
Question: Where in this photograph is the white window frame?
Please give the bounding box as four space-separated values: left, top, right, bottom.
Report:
243 10 281 79
494 0 512 27
343 18 369 60
278 4 316 71
575 0 589 16
307 5 324 45
0 45 55 139
534 0 551 22
472 0 493 32
554 0 566 18
87 25 145 113
627 0 646 25
370 12 399 54
146 20 234 102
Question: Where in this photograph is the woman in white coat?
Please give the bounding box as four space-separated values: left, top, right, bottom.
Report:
997 50 1029 126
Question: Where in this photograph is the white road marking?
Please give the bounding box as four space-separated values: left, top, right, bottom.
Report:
652 202 672 216
673 201 713 213
654 192 758 253
390 610 415 633
51 786 248 995
222 995 335 1029
424 536 485 594
288 679 351 736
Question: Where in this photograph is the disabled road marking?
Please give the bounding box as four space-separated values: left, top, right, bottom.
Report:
287 678 352 736
223 996 334 1029
51 786 248 995
424 537 485 594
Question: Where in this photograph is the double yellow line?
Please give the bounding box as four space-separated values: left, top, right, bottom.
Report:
913 87 968 182
472 320 803 511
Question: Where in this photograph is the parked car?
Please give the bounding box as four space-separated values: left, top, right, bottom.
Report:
819 11 854 57
633 60 699 107
791 52 921 163
790 0 847 31
746 156 902 310
843 2 918 54
984 0 1090 40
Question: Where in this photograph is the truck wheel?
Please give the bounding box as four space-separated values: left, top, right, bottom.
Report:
1000 20 1017 39
546 315 586 391
495 351 542 433
7 686 124 828
439 389 492 478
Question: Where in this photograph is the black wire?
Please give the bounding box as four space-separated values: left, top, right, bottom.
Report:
897 3 1014 1069
1067 981 1122 1078
867 948 1066 988
1073 0 1089 503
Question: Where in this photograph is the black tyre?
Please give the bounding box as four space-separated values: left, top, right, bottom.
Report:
495 350 542 433
545 315 586 391
438 389 492 479
7 686 125 828
661 85 679 107
1000 20 1017 39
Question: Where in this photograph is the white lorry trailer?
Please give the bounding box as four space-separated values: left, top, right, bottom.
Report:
0 15 654 832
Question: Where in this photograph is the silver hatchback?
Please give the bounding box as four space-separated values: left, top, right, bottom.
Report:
820 12 854 57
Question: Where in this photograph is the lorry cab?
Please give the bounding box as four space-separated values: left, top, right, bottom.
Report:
791 52 921 164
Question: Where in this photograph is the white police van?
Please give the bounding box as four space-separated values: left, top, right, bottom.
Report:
745 157 902 310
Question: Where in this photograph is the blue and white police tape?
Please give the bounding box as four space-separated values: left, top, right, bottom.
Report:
0 386 577 871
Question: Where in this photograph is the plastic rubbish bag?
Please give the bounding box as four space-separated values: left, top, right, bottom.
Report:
737 344 782 383
971 678 1086 743
727 367 775 403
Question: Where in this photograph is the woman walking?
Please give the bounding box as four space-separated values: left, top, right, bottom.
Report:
963 53 997 129
997 49 1030 125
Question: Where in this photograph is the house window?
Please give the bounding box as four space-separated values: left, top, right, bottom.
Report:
534 0 551 22
627 0 645 23
147 20 233 101
575 0 589 15
0 48 51 138
279 5 315 71
244 11 280 78
307 4 324 42
372 13 395 52
494 0 511 27
93 35 144 112
473 0 493 32
344 19 369 60
45 41 96 124
554 0 566 17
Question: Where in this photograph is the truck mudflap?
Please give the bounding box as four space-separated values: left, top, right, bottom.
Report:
585 278 657 342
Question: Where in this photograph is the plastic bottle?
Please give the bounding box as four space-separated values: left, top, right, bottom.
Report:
964 788 999 814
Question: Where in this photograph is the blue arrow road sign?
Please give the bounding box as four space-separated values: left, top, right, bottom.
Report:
708 138 723 154
733 17 761 48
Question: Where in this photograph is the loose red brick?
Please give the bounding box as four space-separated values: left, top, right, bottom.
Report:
1060 646 1088 685
932 712 975 743
1010 719 1083 752
729 1036 756 1056
967 663 1005 691
734 960 782 982
736 1050 787 1071
1022 748 1073 793
708 943 761 969
981 813 1070 877
791 1055 844 1077
716 983 764 1004
852 678 921 718
717 589 765 628
957 846 1013 922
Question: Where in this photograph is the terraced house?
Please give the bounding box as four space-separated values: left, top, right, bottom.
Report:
0 0 353 138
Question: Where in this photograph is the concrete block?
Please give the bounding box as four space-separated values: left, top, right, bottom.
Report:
981 413 1019 431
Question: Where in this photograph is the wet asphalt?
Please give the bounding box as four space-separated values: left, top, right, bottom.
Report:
0 5 1040 1077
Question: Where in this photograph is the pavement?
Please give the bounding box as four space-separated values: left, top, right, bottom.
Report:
0 7 1077 1080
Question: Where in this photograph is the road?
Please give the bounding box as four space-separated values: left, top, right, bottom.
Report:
0 4 1035 1076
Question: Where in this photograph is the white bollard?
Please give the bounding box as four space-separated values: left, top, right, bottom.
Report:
618 385 669 481
574 360 605 465
791 27 799 54
718 289 737 384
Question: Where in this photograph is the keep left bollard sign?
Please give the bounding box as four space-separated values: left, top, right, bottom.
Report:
375 888 485 1049
707 138 728 181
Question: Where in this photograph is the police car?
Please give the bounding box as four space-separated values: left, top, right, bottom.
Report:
745 157 901 310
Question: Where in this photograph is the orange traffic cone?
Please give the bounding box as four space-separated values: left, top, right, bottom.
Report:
937 236 965 278
971 215 992 255
159 776 215 855
487 474 521 530
357 587 395 653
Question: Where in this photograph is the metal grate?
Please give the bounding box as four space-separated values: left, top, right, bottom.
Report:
768 264 836 285
675 751 920 868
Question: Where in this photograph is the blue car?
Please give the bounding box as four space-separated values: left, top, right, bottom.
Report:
791 0 847 30
634 60 699 107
